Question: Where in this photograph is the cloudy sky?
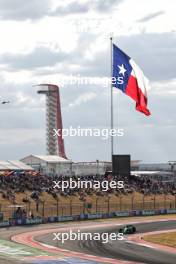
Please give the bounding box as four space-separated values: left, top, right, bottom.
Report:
0 0 175 163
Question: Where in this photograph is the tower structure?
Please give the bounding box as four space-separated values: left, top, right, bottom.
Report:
37 84 67 159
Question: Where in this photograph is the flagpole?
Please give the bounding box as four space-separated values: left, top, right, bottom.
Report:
110 36 114 165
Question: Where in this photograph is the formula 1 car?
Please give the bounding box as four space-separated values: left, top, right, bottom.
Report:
118 225 136 234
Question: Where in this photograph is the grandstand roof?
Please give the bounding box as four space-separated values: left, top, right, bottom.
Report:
131 171 173 176
0 160 34 171
21 155 71 164
35 155 71 163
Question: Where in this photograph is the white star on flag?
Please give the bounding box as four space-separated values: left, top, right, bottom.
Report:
118 64 127 76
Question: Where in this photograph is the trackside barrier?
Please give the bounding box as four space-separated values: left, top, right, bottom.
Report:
26 218 43 225
57 216 74 222
142 210 156 216
48 216 56 223
0 213 3 221
0 220 10 227
0 208 176 228
114 211 130 217
167 209 176 214
47 215 81 223
1 217 43 227
86 213 103 219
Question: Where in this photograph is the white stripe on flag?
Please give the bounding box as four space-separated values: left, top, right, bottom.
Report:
130 59 151 96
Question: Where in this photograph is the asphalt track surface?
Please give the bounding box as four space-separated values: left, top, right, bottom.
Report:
36 220 176 264
0 219 176 264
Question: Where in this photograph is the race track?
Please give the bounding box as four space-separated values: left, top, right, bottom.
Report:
36 220 176 264
0 217 176 264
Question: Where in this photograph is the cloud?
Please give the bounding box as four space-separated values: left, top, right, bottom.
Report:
1 31 175 84
138 11 165 23
0 46 69 70
0 32 98 73
0 0 50 20
151 79 176 95
0 128 45 159
69 92 97 108
0 69 176 162
0 0 124 21
51 2 89 16
114 32 176 81
0 1 175 163
0 31 175 84
51 0 124 16
92 0 124 12
60 32 176 83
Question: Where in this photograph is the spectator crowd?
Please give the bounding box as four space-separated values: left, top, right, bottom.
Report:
0 172 176 205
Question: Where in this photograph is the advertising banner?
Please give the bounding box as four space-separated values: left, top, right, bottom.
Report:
115 211 130 217
0 221 10 227
26 218 43 225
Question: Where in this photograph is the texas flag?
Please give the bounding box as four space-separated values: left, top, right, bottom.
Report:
112 44 151 116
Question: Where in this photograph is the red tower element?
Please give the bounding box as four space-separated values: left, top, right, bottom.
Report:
37 84 67 159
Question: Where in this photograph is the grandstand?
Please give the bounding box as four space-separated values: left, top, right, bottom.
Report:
0 171 176 221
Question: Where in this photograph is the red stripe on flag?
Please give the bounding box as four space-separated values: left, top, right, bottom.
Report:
126 75 151 116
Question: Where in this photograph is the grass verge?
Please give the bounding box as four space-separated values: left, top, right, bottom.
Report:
144 232 176 248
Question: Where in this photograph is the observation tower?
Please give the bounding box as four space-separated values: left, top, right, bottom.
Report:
37 84 67 159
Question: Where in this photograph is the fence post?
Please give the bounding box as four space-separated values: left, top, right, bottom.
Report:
83 200 86 215
96 198 98 213
28 201 31 213
36 200 39 212
70 199 72 216
42 201 45 219
108 197 110 214
56 198 59 216
120 196 122 211
131 196 134 210
142 195 145 210
164 194 166 209
154 195 156 210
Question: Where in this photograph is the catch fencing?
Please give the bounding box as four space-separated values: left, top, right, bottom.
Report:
1 194 176 221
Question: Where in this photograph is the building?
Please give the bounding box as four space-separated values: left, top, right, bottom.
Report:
37 84 67 159
135 162 176 182
72 160 141 176
131 171 175 182
72 161 111 176
21 155 72 176
139 163 173 171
